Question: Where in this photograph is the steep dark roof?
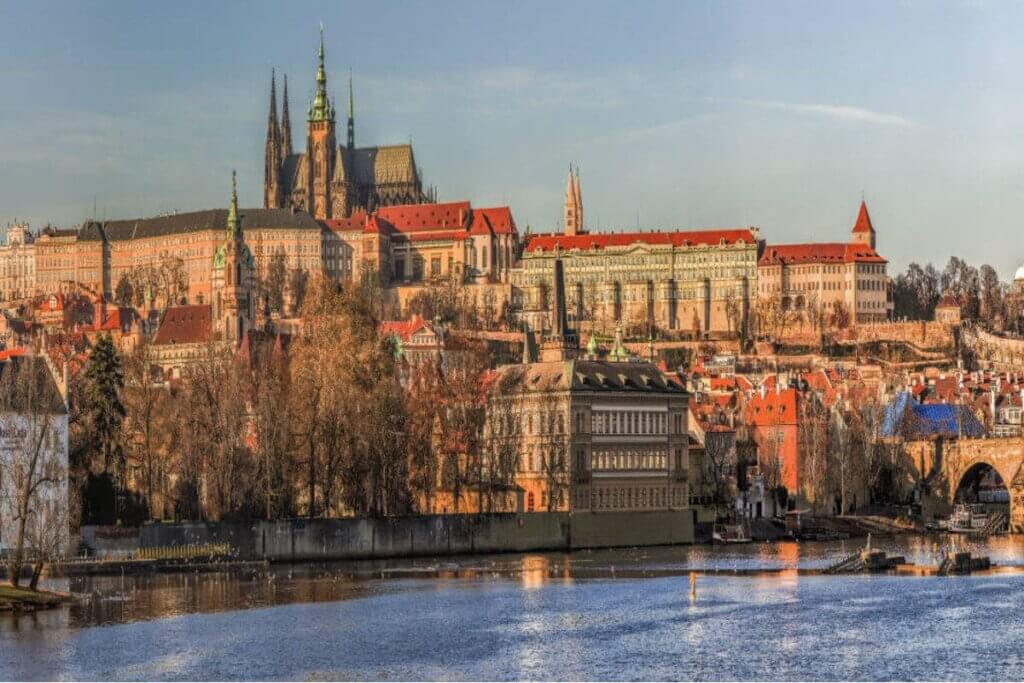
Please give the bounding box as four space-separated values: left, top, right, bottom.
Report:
495 359 686 395
77 208 320 242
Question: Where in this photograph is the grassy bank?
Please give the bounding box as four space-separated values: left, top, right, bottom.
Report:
0 583 69 612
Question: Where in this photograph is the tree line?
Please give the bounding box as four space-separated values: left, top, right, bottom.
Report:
70 275 518 527
891 256 1024 333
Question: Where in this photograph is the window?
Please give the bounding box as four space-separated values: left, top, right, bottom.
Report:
431 257 441 277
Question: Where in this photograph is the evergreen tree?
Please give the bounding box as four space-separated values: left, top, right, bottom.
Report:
82 333 126 480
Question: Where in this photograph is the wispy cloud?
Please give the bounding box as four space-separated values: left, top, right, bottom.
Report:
720 97 916 128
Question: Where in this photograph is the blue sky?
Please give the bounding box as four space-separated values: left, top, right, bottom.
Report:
2 1 1024 275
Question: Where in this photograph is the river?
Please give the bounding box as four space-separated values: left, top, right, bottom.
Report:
4 534 1024 680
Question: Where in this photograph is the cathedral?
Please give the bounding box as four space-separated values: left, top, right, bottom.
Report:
263 29 432 219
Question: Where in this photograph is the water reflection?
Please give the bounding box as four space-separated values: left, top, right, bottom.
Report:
4 533 1024 633
5 535 1024 680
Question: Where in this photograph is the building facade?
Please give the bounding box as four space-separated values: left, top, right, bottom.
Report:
0 224 35 304
757 201 891 325
489 260 690 513
514 229 759 337
263 30 430 219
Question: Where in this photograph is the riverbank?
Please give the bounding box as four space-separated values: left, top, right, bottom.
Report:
0 583 70 612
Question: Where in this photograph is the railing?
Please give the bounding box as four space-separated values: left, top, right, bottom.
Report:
133 543 233 561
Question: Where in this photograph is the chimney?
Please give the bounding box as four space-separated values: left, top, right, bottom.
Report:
95 296 106 328
552 259 568 338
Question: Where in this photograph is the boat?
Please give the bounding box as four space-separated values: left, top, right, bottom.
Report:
948 503 989 534
713 520 752 544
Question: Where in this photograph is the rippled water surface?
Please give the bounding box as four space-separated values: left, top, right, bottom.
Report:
4 535 1024 680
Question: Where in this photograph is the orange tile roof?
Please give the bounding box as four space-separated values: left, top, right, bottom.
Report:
852 200 875 234
758 242 886 266
380 315 431 344
322 210 369 233
526 228 756 254
377 201 471 233
745 388 799 426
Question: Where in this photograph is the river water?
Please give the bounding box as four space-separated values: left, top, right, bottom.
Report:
4 534 1024 680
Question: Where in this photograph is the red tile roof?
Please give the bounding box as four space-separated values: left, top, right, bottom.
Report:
470 207 516 236
377 201 471 233
745 388 799 426
852 200 874 234
380 315 432 344
153 305 212 346
525 228 757 254
758 242 886 266
323 210 369 233
350 201 516 241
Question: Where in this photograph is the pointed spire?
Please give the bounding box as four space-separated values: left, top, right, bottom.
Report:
310 23 332 122
564 164 581 236
264 71 281 208
280 73 293 159
267 69 278 139
227 170 240 240
851 198 876 249
347 69 355 149
573 165 583 231
853 199 874 234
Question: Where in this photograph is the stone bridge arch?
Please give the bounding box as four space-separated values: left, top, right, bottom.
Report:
943 439 1024 533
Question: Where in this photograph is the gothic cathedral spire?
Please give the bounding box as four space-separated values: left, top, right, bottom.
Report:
306 23 337 219
563 165 583 236
309 23 333 122
280 73 293 160
263 70 282 208
347 69 355 149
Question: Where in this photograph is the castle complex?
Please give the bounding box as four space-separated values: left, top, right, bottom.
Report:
262 29 429 219
1 29 893 350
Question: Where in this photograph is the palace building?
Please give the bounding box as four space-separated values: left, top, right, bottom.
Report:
514 169 758 336
757 200 891 325
263 29 431 220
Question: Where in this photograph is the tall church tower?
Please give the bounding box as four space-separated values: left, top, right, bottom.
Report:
563 165 583 236
264 70 282 208
850 199 876 249
213 172 255 345
306 25 337 219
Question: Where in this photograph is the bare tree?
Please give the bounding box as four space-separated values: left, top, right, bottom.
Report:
0 359 67 588
122 339 172 519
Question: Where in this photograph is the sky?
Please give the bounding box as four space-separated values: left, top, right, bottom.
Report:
2 1 1024 276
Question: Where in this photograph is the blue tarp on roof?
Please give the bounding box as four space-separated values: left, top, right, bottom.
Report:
881 391 987 439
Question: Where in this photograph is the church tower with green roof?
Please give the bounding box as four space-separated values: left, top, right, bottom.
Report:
212 171 255 344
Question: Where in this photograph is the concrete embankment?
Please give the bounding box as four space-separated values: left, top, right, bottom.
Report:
72 511 694 572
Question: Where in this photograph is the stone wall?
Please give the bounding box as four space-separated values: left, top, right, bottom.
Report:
139 511 695 561
835 321 953 349
965 329 1024 370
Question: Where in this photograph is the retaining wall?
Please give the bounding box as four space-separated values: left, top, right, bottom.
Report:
139 510 695 562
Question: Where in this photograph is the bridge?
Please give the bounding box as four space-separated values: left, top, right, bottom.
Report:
908 437 1024 532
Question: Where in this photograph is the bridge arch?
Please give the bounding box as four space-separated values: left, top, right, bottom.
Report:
949 454 1020 532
